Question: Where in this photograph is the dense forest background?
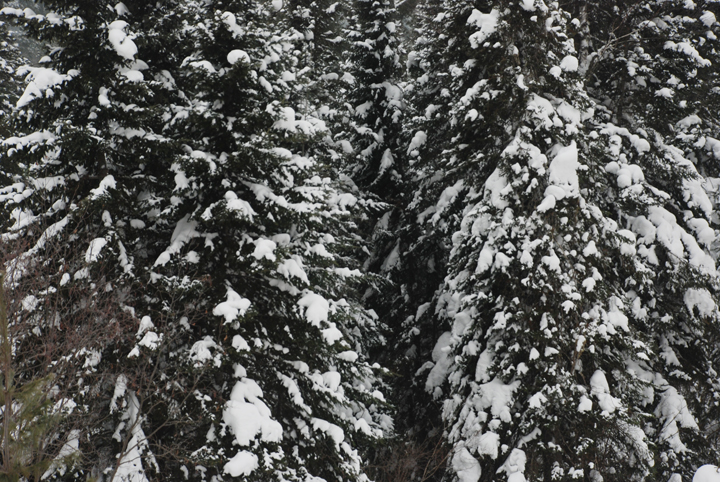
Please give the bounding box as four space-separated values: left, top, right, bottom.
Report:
2 0 720 481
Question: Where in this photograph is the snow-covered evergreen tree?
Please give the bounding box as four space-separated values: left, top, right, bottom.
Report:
580 0 720 177
1 0 393 480
0 1 192 480
142 1 392 480
341 0 406 319
579 1 720 477
403 0 720 481
4 0 720 481
341 0 406 388
344 0 404 195
280 0 357 145
386 0 507 444
0 1 216 479
0 19 25 121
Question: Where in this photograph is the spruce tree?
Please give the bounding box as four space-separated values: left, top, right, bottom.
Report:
579 1 720 477
1 0 393 480
0 1 202 480
145 1 391 479
0 18 25 122
342 0 406 325
387 0 507 448
402 0 720 481
5 0 720 481
345 0 405 195
281 0 356 146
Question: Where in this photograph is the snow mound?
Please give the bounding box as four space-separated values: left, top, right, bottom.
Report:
560 55 579 72
547 141 580 197
298 292 329 325
539 142 581 211
85 237 107 262
685 288 716 317
590 370 621 413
